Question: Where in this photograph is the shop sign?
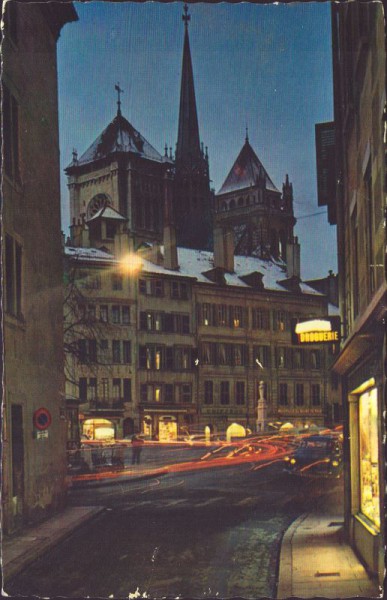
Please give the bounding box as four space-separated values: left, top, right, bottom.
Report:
36 430 49 440
291 316 341 345
277 408 322 415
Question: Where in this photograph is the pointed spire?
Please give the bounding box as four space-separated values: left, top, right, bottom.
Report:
245 125 249 143
115 82 124 117
175 3 201 167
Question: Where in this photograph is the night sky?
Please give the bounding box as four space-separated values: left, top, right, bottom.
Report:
58 1 337 280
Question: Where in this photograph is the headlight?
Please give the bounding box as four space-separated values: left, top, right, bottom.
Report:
331 460 339 466
290 458 296 465
284 456 290 461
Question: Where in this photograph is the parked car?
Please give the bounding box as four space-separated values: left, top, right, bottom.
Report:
284 435 343 478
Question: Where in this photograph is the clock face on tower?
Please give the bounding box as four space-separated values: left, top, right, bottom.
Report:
87 194 112 219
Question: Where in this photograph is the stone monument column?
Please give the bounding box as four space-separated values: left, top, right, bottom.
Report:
256 381 267 433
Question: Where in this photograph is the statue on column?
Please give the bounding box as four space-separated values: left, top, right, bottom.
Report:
256 381 267 433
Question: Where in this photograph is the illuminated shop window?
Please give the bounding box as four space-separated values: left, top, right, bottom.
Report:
359 388 380 530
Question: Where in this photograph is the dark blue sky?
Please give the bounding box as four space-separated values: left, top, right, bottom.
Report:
58 1 337 280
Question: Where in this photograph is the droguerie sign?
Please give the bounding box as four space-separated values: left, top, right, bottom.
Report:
291 317 341 345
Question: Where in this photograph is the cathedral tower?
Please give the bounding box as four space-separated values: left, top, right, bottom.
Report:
215 132 296 262
174 4 213 250
65 86 173 250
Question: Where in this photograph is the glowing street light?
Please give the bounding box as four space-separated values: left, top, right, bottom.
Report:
120 253 143 274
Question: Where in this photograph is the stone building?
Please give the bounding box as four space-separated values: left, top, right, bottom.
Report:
63 2 339 442
215 133 296 261
64 224 335 439
318 0 385 584
2 1 77 533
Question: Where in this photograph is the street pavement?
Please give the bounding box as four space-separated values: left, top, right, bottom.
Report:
3 441 382 598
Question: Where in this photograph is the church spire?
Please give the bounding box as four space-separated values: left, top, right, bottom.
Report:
175 3 201 167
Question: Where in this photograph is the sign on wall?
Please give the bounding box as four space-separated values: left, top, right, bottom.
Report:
291 316 341 345
33 407 52 430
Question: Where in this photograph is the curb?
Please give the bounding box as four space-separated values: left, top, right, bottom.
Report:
70 468 168 489
276 512 309 599
3 506 105 583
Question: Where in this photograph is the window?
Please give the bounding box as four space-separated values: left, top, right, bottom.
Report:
112 274 123 291
139 278 164 297
295 384 304 406
311 384 321 406
106 221 116 239
123 379 132 402
87 304 96 321
100 305 108 323
220 381 230 405
101 378 109 402
252 308 270 330
231 305 245 328
201 342 214 365
201 303 213 326
292 349 305 369
217 304 228 326
88 378 97 402
78 339 87 364
165 384 174 403
3 85 20 181
218 343 228 365
88 339 97 363
140 384 147 403
276 347 290 369
204 381 213 404
279 383 288 406
181 315 190 334
79 378 87 402
274 310 287 331
122 306 130 325
254 346 270 368
175 347 191 370
178 384 192 403
358 388 380 529
112 340 121 363
112 378 121 401
233 345 244 366
310 350 321 369
171 281 188 299
236 381 245 405
5 234 22 317
112 305 121 324
100 340 108 362
123 341 131 364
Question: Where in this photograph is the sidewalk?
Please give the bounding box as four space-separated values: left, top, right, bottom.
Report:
2 505 104 583
276 487 381 598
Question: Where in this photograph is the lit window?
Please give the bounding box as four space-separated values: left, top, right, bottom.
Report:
358 388 380 530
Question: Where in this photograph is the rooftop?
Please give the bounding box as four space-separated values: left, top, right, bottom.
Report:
65 245 323 296
217 138 280 195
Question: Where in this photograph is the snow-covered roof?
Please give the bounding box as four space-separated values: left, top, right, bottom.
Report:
65 246 114 262
65 244 323 296
67 113 173 168
217 139 280 195
87 205 127 223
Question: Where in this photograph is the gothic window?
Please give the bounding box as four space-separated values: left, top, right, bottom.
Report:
222 202 227 211
86 194 111 219
229 199 236 210
238 197 244 207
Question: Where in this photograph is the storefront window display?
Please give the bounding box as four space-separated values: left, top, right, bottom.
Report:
358 388 380 530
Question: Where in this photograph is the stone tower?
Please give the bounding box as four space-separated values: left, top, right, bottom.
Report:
215 132 297 262
65 87 173 249
174 4 213 250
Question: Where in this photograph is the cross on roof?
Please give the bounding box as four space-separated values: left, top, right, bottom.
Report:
182 3 190 27
115 82 124 115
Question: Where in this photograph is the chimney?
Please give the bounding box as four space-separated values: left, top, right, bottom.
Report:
213 225 234 273
163 168 179 270
286 236 301 279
